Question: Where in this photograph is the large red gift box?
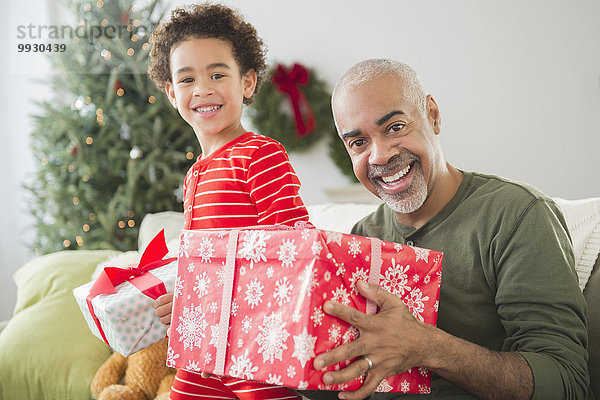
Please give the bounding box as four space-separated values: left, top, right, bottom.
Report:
167 225 442 394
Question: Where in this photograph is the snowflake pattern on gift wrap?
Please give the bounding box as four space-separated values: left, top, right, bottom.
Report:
298 381 308 390
215 261 227 287
266 266 274 278
209 325 219 348
292 312 301 323
311 306 324 327
424 274 431 284
380 258 411 296
256 312 290 364
238 338 244 348
229 349 258 379
210 302 218 313
349 267 369 294
241 316 252 334
180 231 193 257
174 276 184 298
325 231 342 246
273 277 293 305
196 237 215 263
287 365 296 378
331 286 350 306
176 303 208 350
419 367 429 377
376 379 393 392
245 278 264 309
301 229 311 240
231 300 239 316
204 352 212 365
323 271 331 282
342 326 359 343
277 239 298 268
187 262 196 273
348 237 362 258
292 327 317 367
239 230 271 268
186 360 201 371
404 288 429 322
193 272 210 298
298 263 319 292
419 384 431 394
328 324 341 343
394 243 403 252
400 380 411 393
311 240 323 256
267 374 283 385
166 346 179 367
414 247 430 263
217 230 227 238
239 265 247 276
413 273 420 283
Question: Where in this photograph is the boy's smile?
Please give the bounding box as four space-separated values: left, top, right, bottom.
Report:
165 38 257 155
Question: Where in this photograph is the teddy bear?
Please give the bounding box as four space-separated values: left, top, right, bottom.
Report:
90 338 176 400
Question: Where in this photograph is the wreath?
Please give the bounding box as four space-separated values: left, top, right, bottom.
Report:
248 63 333 153
248 63 357 180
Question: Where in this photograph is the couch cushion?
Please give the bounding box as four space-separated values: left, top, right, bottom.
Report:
0 250 115 400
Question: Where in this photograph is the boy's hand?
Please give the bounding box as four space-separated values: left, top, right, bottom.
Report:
153 292 174 328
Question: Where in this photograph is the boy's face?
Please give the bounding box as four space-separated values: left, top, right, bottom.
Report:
165 37 256 151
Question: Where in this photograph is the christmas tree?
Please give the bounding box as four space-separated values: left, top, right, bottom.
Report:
26 0 199 254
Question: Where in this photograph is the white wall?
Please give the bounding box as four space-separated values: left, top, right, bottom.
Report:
2 0 599 320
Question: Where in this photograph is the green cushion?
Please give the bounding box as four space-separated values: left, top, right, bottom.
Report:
584 255 600 400
0 250 116 400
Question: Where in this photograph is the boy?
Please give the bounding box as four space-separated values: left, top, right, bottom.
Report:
148 4 307 399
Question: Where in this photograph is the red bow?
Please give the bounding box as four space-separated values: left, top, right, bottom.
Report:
86 229 177 347
272 63 316 136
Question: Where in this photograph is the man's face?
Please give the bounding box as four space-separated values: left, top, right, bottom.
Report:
332 74 442 215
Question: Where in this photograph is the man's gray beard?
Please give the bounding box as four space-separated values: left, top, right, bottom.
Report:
371 162 428 214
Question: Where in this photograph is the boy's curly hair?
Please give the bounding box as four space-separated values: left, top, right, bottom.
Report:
148 3 267 105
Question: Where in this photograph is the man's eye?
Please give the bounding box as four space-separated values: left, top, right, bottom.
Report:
211 73 225 80
389 123 405 133
349 139 366 149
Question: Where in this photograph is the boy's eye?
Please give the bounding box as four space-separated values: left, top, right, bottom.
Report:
180 77 194 84
211 73 225 80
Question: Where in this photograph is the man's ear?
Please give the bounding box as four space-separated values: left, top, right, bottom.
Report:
426 95 441 134
164 81 177 109
242 69 258 100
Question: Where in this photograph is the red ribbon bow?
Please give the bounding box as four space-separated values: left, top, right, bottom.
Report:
86 229 177 347
272 63 316 136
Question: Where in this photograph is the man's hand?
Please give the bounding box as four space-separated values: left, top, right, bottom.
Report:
153 292 174 330
313 280 432 400
314 280 534 400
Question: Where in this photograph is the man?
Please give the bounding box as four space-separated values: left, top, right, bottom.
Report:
302 59 589 400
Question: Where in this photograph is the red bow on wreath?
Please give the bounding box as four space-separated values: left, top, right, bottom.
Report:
272 63 316 136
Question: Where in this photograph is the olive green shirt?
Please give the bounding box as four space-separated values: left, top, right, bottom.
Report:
303 171 589 399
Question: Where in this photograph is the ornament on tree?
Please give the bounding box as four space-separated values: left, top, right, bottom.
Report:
69 141 79 156
129 145 143 159
119 11 130 25
248 63 334 153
